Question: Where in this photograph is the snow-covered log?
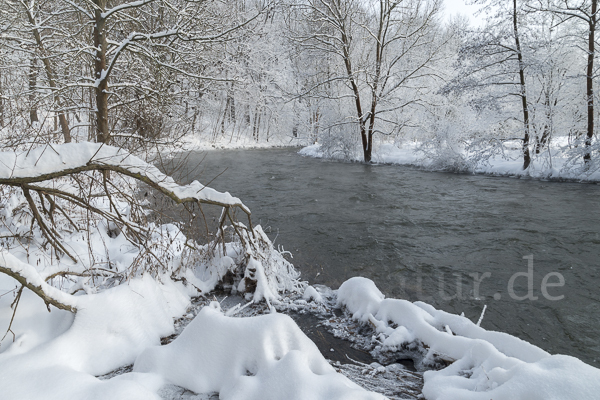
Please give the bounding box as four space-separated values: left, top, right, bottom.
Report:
0 142 251 216
0 142 257 315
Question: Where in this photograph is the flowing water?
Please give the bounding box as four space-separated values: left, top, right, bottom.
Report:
180 147 600 367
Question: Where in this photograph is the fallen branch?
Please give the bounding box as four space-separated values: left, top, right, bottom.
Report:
0 250 77 313
0 143 253 227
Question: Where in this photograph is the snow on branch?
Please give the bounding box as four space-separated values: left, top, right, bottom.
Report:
0 142 251 217
0 142 257 316
0 250 77 313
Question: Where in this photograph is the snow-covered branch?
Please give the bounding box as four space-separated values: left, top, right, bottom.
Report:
0 250 77 313
0 142 251 216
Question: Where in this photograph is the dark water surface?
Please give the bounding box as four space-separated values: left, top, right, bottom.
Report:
182 148 600 367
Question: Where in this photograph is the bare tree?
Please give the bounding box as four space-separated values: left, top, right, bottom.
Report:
291 0 445 162
535 0 598 165
443 0 536 169
1 0 265 149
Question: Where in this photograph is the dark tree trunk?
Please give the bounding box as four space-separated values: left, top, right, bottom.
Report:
585 0 597 165
0 67 4 127
513 0 531 170
536 126 551 154
340 28 369 162
29 57 39 124
93 0 109 144
25 6 71 142
227 84 235 124
244 104 251 127
311 110 320 139
252 107 261 141
536 93 553 154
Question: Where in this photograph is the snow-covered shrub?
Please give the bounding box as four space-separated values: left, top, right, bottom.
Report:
417 134 471 173
235 224 302 304
180 222 302 306
0 143 301 316
316 124 363 161
0 174 187 294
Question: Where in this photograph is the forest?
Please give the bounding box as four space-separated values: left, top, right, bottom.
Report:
1 0 599 174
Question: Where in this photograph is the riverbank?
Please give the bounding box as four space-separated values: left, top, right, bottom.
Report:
2 143 599 399
6 271 597 400
179 135 600 183
299 140 600 183
182 133 306 151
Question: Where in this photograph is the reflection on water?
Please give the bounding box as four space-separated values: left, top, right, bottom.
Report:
180 148 600 367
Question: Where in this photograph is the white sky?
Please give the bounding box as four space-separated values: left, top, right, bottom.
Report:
443 0 484 27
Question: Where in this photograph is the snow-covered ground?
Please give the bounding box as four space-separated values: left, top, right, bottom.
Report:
2 272 599 399
299 138 600 182
179 132 600 182
182 133 307 152
1 142 599 400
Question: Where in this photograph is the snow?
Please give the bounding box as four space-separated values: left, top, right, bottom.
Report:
302 285 323 303
135 304 385 400
1 263 599 399
182 133 305 151
336 277 600 400
300 139 600 182
1 143 598 399
336 277 384 322
0 142 249 213
0 276 186 400
0 250 78 310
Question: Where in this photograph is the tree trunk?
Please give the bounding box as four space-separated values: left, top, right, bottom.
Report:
244 104 251 127
227 84 236 124
513 0 531 170
252 107 261 141
536 93 553 154
340 27 369 162
93 0 109 144
585 0 597 165
0 67 4 127
25 6 71 142
364 0 388 164
29 57 39 124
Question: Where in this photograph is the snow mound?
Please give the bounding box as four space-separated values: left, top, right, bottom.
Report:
336 277 600 400
0 276 187 400
298 143 323 158
303 285 323 303
134 304 385 400
337 276 384 322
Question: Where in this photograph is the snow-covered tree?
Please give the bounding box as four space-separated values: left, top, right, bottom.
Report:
0 0 267 150
290 0 447 162
536 0 599 165
442 0 539 169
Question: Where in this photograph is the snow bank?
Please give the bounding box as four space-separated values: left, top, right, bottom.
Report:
0 142 248 212
184 134 306 151
135 304 384 400
300 139 600 182
0 276 187 400
336 277 600 400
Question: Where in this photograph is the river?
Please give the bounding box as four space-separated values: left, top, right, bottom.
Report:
179 147 600 367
